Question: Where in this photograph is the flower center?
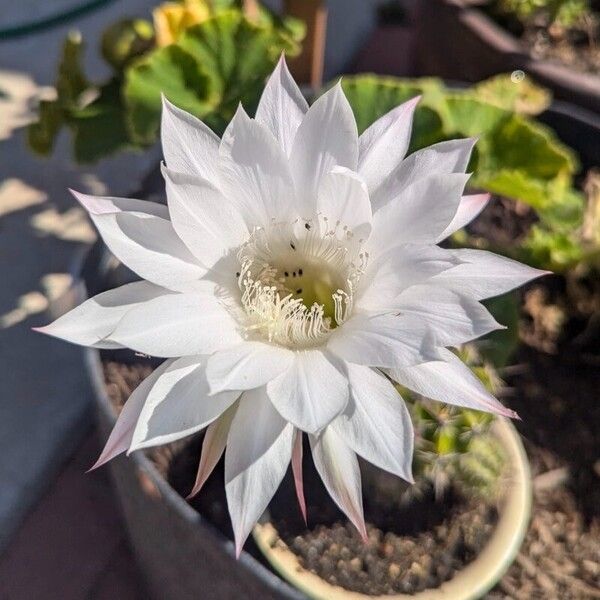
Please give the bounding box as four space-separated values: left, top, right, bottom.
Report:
236 217 367 348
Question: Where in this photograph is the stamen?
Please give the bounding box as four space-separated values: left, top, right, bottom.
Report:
235 217 367 348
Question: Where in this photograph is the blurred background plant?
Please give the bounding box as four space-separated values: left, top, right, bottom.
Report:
27 0 304 162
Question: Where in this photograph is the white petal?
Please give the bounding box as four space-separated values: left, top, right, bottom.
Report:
73 190 206 293
316 166 372 238
357 244 460 312
35 281 170 348
90 359 174 469
207 342 294 394
290 82 358 215
369 173 470 256
160 95 220 186
107 292 241 357
388 348 518 418
188 403 238 498
431 248 549 300
129 356 240 452
358 96 419 194
333 364 414 481
371 138 476 212
328 313 437 369
163 166 248 267
219 105 296 227
309 426 367 541
394 284 503 346
225 387 294 556
267 350 348 434
437 193 490 242
70 190 169 218
255 55 308 156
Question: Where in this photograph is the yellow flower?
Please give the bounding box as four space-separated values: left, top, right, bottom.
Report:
153 0 212 47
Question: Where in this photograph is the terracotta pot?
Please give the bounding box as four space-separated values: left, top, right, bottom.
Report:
415 0 600 114
253 418 531 600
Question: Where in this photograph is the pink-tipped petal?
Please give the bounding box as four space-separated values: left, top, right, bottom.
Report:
187 404 237 499
88 360 173 471
309 427 367 542
291 429 307 524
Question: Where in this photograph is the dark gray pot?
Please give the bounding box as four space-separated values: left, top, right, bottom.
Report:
415 0 600 115
80 244 304 600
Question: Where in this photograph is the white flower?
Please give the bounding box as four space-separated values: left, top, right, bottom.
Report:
37 57 546 554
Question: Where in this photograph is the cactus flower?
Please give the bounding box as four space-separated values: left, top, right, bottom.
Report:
36 57 546 554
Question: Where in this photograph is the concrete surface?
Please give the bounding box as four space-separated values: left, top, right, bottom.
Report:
0 0 160 554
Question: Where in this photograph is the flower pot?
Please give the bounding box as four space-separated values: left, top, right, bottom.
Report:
253 418 531 600
415 0 600 115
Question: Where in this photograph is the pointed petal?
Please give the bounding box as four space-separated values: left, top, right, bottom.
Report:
309 427 367 541
357 244 460 312
290 82 358 216
163 166 248 267
128 356 239 452
327 313 437 370
107 292 241 357
89 359 174 470
368 173 470 256
371 138 476 212
393 284 503 346
388 348 518 418
219 105 296 227
437 193 490 242
291 429 307 524
255 55 308 156
225 388 294 556
161 95 220 186
72 190 205 293
267 350 348 434
358 96 419 194
35 281 170 348
431 248 550 300
207 342 294 394
316 166 372 238
332 364 414 482
71 190 169 218
188 403 237 498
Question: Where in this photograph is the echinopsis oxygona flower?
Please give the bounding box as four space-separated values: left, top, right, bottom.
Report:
37 57 546 555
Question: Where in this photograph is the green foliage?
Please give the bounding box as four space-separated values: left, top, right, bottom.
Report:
27 7 303 162
101 19 155 71
473 73 551 115
341 74 587 273
493 0 591 28
27 33 133 162
125 10 301 143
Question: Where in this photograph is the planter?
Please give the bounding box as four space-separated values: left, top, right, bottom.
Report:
415 0 600 115
253 419 531 600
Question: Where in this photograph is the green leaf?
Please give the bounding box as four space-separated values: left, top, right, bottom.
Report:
70 79 132 163
124 43 215 144
27 31 90 156
124 10 301 143
473 73 552 115
27 100 64 156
